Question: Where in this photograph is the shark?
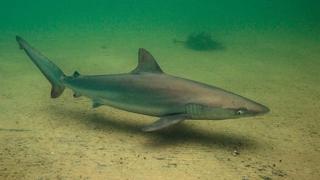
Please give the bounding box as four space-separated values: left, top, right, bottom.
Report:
16 36 269 132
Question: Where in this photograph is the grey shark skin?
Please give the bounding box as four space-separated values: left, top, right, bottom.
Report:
16 36 269 132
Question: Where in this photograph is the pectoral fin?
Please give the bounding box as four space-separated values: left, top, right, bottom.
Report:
142 114 187 132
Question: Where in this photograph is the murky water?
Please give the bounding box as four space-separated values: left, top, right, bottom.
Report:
1 1 319 179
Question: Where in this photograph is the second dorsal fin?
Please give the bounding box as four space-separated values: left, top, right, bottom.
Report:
73 71 80 78
131 48 163 74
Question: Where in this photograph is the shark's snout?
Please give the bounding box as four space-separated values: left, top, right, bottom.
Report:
250 103 270 115
261 105 270 114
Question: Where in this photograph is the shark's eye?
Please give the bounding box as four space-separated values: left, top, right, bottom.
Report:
236 109 245 115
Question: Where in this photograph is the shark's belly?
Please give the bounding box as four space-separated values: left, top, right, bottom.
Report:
75 87 187 116
105 90 187 116
102 98 184 116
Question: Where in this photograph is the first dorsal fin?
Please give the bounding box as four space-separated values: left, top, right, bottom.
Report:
131 48 163 74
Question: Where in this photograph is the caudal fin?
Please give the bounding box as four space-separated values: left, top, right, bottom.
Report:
16 36 65 98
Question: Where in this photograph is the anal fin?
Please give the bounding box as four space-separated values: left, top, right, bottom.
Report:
92 100 103 108
142 114 187 132
73 91 81 98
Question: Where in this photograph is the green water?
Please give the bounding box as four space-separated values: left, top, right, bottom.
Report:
1 1 320 179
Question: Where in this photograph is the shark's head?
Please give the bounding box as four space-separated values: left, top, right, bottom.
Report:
188 93 269 120
229 95 270 118
219 101 270 119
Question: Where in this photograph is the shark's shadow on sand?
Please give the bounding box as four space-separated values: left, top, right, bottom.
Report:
49 105 260 150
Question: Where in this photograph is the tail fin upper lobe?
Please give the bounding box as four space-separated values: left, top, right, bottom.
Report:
16 36 65 98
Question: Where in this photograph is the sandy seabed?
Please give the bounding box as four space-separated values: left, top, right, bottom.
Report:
0 27 320 180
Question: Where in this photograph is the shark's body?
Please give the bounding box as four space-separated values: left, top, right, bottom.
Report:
16 36 269 132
